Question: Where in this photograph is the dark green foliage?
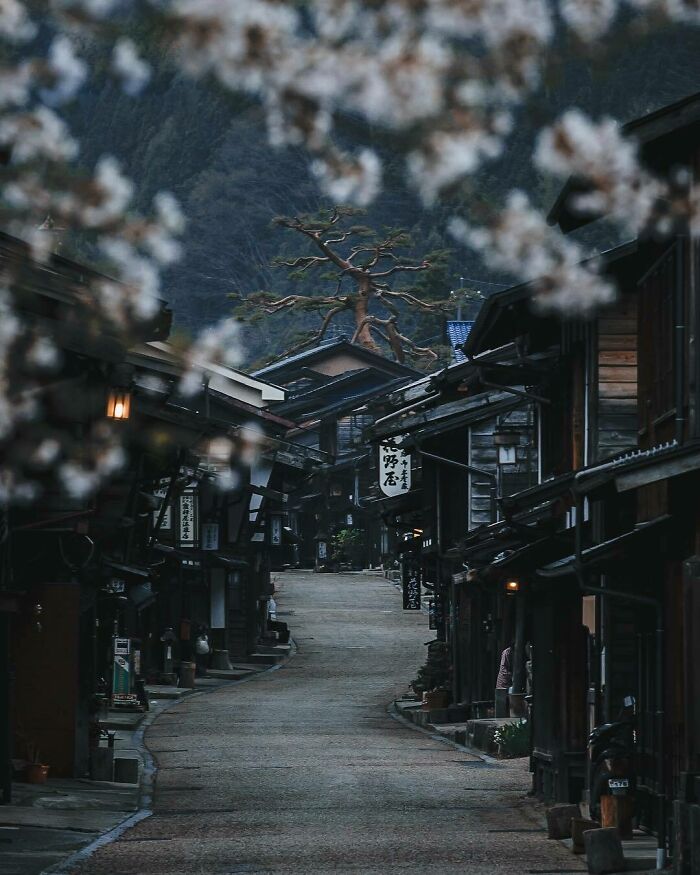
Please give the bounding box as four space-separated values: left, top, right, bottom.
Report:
411 641 451 695
493 720 530 758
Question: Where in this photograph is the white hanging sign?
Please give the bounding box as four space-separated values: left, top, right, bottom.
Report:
270 515 282 546
379 439 411 497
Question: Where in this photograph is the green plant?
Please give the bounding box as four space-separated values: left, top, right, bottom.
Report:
493 720 529 758
411 641 451 696
331 528 364 564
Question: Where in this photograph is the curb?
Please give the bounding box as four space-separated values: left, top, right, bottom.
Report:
386 700 502 766
41 644 296 874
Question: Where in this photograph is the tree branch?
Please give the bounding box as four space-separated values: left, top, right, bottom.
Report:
378 287 449 312
276 255 329 271
261 294 348 314
371 260 430 279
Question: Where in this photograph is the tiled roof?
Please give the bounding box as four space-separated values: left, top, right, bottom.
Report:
446 321 474 362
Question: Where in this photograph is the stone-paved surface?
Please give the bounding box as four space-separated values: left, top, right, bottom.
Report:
73 571 584 875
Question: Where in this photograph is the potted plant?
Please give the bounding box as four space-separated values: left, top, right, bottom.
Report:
411 641 451 707
24 741 49 784
330 528 365 570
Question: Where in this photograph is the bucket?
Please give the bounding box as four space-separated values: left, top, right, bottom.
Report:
178 660 196 689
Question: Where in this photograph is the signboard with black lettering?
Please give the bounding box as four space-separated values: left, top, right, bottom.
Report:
403 570 421 610
179 490 199 547
379 438 411 498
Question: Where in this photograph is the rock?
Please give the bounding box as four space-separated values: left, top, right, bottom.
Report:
583 827 626 874
546 803 581 839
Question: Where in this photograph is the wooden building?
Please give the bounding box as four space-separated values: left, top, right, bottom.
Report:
254 338 418 570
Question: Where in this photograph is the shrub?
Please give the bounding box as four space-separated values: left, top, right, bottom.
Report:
411 641 451 696
493 720 529 758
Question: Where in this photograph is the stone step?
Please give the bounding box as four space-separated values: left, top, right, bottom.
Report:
255 644 291 656
205 668 255 680
145 685 189 700
243 653 283 666
98 712 144 731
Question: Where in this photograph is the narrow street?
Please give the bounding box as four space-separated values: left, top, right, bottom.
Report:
76 571 581 875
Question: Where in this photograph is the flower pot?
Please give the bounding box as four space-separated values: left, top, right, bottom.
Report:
25 763 49 784
423 690 449 709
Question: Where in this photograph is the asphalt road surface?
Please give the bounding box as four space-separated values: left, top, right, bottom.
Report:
75 570 582 874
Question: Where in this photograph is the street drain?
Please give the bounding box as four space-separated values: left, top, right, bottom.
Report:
155 808 234 815
150 749 189 753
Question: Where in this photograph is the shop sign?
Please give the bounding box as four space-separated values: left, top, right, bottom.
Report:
403 571 421 610
153 481 172 530
270 515 283 546
201 522 219 551
179 491 199 547
379 439 411 497
112 637 137 705
429 594 446 640
318 540 327 560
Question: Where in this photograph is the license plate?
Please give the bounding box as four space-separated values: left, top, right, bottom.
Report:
609 778 629 789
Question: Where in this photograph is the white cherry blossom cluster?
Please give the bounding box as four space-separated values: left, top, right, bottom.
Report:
179 319 245 397
161 0 700 319
534 110 663 234
450 192 616 315
0 2 198 503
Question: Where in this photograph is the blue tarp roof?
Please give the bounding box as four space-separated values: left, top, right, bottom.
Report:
446 321 474 362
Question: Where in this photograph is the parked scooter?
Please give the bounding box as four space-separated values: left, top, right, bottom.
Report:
587 695 636 822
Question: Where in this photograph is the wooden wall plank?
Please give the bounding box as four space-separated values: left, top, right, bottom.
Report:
599 350 637 366
599 366 637 382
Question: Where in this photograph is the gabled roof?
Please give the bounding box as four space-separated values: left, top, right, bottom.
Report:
463 239 640 357
252 336 420 382
128 341 285 408
275 369 409 419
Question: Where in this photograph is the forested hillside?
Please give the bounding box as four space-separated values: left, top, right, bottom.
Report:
66 21 700 366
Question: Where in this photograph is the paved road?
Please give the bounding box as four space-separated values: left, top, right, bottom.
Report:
76 571 582 874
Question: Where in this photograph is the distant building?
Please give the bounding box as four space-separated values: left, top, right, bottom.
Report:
446 321 474 363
